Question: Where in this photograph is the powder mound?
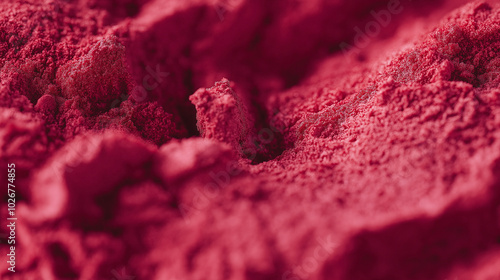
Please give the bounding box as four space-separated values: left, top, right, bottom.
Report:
56 35 131 115
0 0 110 108
19 132 156 227
189 78 253 153
5 0 500 279
0 74 33 111
189 78 286 163
0 110 48 164
34 94 57 115
384 2 500 87
130 101 186 145
93 100 186 146
0 60 50 104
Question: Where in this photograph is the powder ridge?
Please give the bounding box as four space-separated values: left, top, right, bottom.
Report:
1 0 500 279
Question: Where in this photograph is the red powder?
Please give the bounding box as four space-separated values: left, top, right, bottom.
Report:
56 35 130 114
189 78 256 157
1 0 500 280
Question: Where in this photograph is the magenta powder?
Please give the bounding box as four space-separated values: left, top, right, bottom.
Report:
1 0 500 279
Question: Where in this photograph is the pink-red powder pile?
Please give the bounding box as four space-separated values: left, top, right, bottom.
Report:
1 0 500 279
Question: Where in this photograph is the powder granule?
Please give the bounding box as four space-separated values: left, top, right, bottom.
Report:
56 35 130 115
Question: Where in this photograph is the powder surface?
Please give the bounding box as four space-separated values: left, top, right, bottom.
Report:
1 0 500 280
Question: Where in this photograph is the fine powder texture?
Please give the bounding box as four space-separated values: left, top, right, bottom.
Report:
1 0 500 279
